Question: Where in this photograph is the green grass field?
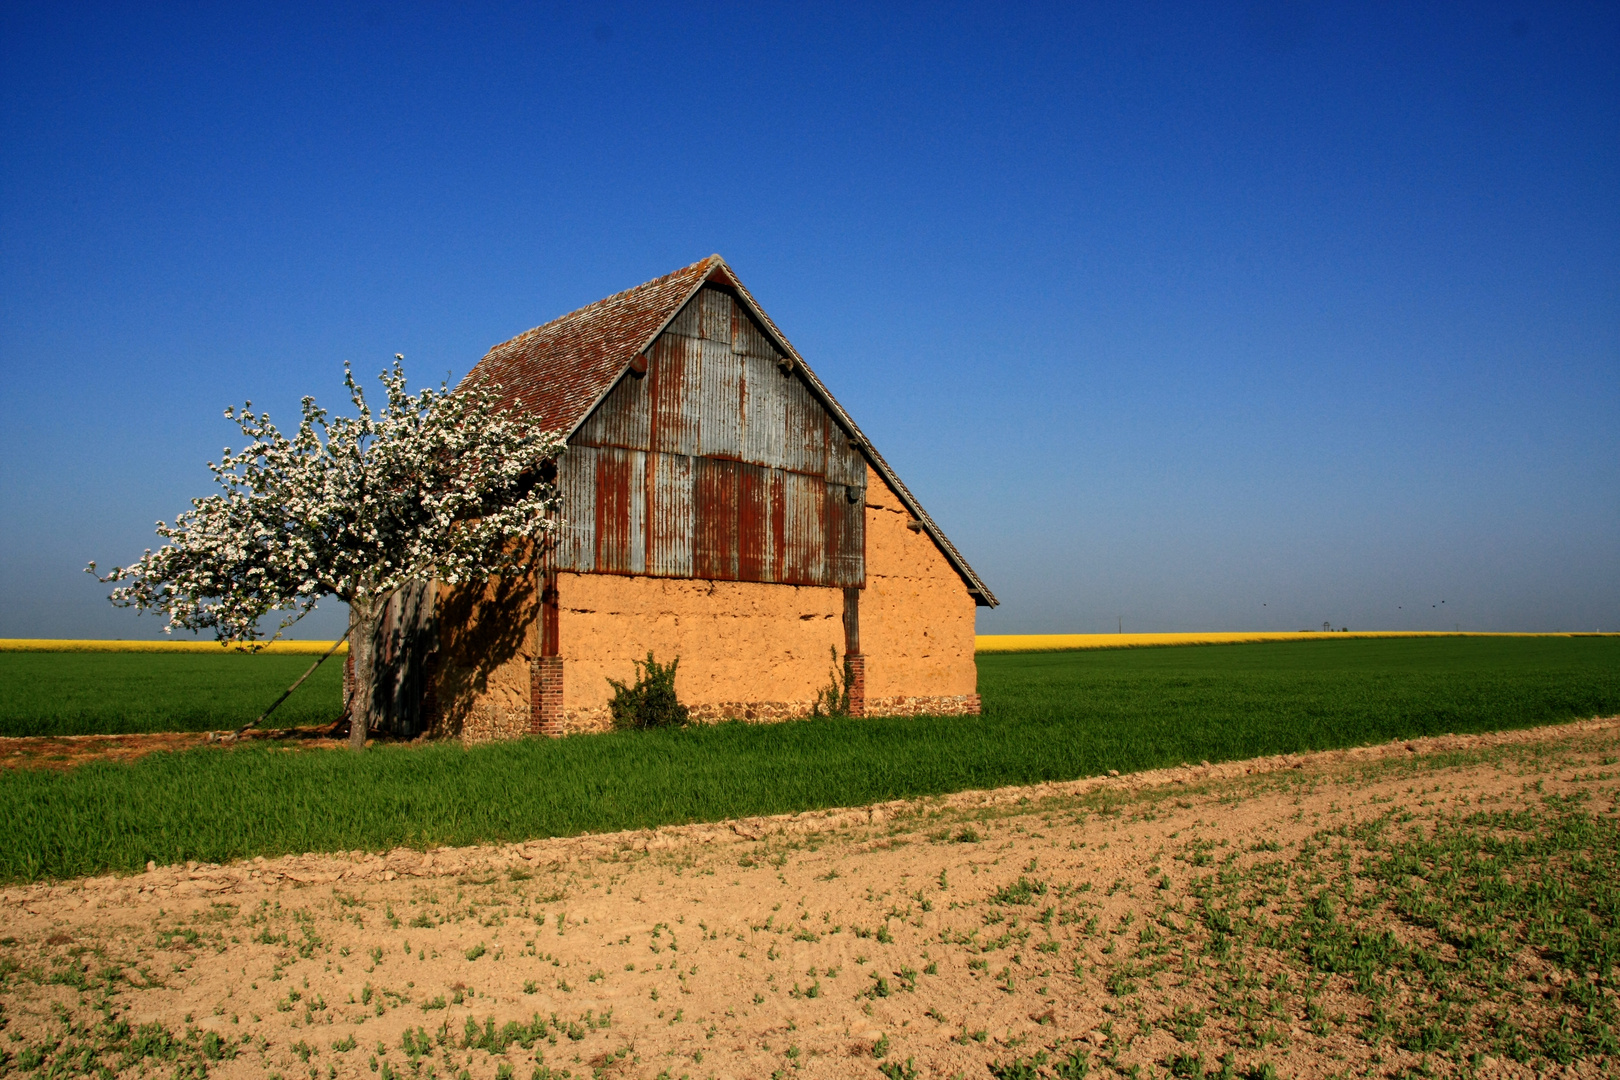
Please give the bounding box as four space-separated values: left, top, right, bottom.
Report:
0 636 1615 882
0 651 346 736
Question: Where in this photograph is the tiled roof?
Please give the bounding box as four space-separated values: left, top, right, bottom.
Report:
463 256 998 606
462 256 721 432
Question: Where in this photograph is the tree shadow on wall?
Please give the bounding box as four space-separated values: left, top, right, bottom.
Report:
431 574 537 740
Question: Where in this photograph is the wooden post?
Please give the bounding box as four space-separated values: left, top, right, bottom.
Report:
530 570 564 736
843 586 864 717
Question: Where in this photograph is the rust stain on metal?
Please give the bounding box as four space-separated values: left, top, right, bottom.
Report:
561 284 865 589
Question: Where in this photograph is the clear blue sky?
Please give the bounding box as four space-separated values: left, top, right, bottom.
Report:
2 2 1616 639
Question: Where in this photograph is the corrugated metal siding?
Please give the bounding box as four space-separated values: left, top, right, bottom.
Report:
558 446 597 572
742 353 787 466
594 447 645 574
699 287 734 343
562 285 864 587
574 364 650 450
694 457 740 580
826 482 865 587
698 338 741 459
650 335 701 457
736 462 774 582
646 452 694 577
782 374 827 476
825 432 865 488
781 470 826 584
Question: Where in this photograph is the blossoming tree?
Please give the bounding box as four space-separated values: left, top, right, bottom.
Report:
90 357 564 749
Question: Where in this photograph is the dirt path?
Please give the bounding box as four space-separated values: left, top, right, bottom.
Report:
0 726 343 770
2 719 1617 1079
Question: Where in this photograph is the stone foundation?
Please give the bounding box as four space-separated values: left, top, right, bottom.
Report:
867 693 982 717
544 691 980 736
457 703 531 743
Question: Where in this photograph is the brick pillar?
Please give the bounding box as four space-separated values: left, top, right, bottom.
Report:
846 654 866 717
531 657 565 736
529 567 564 737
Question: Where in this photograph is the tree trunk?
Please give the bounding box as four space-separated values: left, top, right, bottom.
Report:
347 598 382 751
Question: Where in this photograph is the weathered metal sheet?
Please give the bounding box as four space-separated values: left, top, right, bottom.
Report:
733 305 778 360
699 287 734 343
559 284 865 588
646 451 694 578
698 338 741 459
825 482 865 587
649 334 702 457
781 470 827 584
557 446 597 572
741 352 786 468
782 371 827 476
666 291 702 338
825 430 865 488
694 457 739 580
736 461 775 582
593 446 645 574
574 370 650 450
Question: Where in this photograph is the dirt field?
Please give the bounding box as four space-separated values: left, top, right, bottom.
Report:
3 720 1617 1080
0 727 342 771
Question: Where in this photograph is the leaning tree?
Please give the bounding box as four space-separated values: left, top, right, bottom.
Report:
90 357 564 749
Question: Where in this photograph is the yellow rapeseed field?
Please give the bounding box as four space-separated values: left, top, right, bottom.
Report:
0 639 346 654
973 631 1606 652
5 633 1607 655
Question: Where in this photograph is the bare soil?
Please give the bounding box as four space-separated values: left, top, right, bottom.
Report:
0 725 343 771
2 719 1616 1079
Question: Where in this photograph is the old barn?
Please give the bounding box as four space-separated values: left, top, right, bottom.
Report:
417 255 995 739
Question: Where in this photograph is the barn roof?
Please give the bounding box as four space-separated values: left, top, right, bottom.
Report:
465 255 997 607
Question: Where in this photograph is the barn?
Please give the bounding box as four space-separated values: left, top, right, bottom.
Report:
421 255 996 740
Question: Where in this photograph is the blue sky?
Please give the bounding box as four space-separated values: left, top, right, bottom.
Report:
2 1 1616 639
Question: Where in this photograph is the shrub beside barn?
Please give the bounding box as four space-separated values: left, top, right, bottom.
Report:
361 256 995 739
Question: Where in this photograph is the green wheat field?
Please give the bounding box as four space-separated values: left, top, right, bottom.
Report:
0 635 1616 882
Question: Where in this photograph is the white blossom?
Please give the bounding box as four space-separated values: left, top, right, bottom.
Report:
90 357 564 746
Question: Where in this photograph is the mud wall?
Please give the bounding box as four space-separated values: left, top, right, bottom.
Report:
859 464 980 712
557 573 844 730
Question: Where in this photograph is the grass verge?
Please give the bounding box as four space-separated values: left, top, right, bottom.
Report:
1 637 1616 883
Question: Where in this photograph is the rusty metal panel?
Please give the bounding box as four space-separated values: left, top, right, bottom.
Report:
666 292 702 338
699 287 734 342
782 372 827 476
733 305 777 360
694 457 740 580
574 371 650 450
825 427 865 488
741 353 787 469
557 446 597 572
699 338 741 459
649 334 702 457
767 468 787 582
562 282 869 589
646 451 694 577
825 482 865 587
736 462 775 582
593 447 645 574
781 470 827 584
